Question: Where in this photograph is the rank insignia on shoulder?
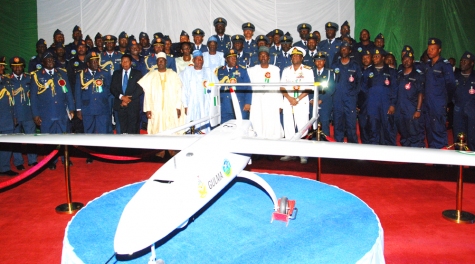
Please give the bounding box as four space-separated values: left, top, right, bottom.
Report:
31 56 36 60
303 65 312 69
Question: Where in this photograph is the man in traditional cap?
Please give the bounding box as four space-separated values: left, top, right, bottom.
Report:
8 56 38 170
318 22 342 68
203 36 225 71
30 51 75 170
192 28 208 53
331 41 362 144
293 23 312 49
361 47 398 145
279 47 314 164
394 51 425 148
452 51 475 150
179 50 218 133
65 25 83 60
28 39 47 72
217 49 252 123
212 17 231 54
423 38 456 149
275 33 293 76
242 22 257 58
248 46 284 151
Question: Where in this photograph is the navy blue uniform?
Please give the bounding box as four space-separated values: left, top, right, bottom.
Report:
216 65 252 122
192 44 208 53
213 34 232 54
331 59 361 143
275 52 292 77
453 71 475 150
28 56 43 73
269 45 283 58
243 39 258 58
144 53 177 74
0 75 15 172
75 69 111 134
423 58 456 148
293 40 308 50
311 68 335 136
361 65 398 145
303 50 319 67
395 68 425 147
237 51 252 69
318 39 342 68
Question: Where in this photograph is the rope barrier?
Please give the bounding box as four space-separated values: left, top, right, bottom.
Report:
75 146 157 161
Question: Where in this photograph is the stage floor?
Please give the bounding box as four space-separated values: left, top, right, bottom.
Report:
62 173 384 263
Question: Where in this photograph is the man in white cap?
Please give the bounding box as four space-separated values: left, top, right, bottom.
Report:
279 46 314 164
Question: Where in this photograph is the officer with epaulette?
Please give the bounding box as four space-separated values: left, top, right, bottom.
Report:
294 23 312 50
231 35 252 68
0 59 18 176
217 49 252 122
318 22 343 68
8 56 38 169
361 47 398 145
212 17 232 54
242 22 258 58
54 42 68 70
310 52 335 136
65 25 83 60
28 39 47 73
0 56 7 74
100 35 122 75
303 33 320 67
138 32 152 57
30 51 75 169
251 35 274 66
47 29 65 53
394 51 425 147
66 40 88 94
75 52 111 162
117 31 129 54
91 32 104 53
192 28 208 53
269 29 284 57
423 38 456 149
274 33 293 76
144 37 177 74
453 51 475 150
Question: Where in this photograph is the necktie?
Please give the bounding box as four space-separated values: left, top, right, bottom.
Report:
122 71 128 94
284 52 287 58
304 41 307 46
17 76 20 80
92 71 96 76
311 52 314 57
109 54 112 58
220 36 223 42
49 70 53 76
247 41 250 46
318 71 322 76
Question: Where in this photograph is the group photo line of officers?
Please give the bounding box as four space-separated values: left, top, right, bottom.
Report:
1 17 474 175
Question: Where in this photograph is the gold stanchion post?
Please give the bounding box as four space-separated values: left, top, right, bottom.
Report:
316 123 322 182
56 145 84 214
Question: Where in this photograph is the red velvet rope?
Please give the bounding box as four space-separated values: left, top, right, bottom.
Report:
75 146 156 161
0 149 59 190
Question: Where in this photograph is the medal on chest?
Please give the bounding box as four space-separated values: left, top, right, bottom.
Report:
265 72 271 83
349 74 354 83
58 78 68 93
405 82 411 90
95 79 103 93
384 78 390 86
469 86 475 95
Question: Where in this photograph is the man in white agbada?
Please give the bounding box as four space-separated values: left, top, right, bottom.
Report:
180 50 218 133
248 46 283 140
139 52 184 135
280 47 314 164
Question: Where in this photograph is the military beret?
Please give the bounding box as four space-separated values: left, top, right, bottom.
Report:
297 23 312 32
224 49 238 58
231 35 245 42
271 29 284 37
139 32 149 39
41 51 55 60
53 29 63 37
192 28 205 36
0 56 6 65
258 46 269 54
119 31 128 39
73 25 81 32
9 56 25 66
180 30 189 37
428 37 442 47
402 51 414 59
192 50 203 57
325 22 339 31
103 35 117 42
213 17 227 27
280 33 293 44
85 35 92 41
152 37 164 46
314 52 326 61
372 47 386 55
95 32 102 40
308 33 319 41
461 51 475 61
36 39 47 47
207 36 218 43
401 45 414 54
340 41 351 49
54 42 65 49
242 22 255 31
163 35 171 42
153 32 164 39
361 47 372 56
85 51 100 61
255 35 269 44
375 33 384 40
341 20 350 29
290 47 306 57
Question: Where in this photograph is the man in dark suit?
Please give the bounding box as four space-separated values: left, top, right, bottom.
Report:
110 54 143 134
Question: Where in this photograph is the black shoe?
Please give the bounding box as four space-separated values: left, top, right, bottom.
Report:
0 170 19 176
28 162 38 166
48 163 56 170
15 165 26 171
86 158 93 164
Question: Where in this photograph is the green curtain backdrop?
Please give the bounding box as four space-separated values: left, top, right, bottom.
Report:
0 0 37 73
355 0 475 63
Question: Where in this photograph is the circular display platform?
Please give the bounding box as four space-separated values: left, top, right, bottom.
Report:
62 174 384 263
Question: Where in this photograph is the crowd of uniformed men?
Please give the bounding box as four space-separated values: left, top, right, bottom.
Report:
1 17 474 175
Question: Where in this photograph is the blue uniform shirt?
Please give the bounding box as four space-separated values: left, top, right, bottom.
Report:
318 39 343 68
213 34 232 54
75 68 111 116
9 73 34 122
0 75 15 131
216 65 252 121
